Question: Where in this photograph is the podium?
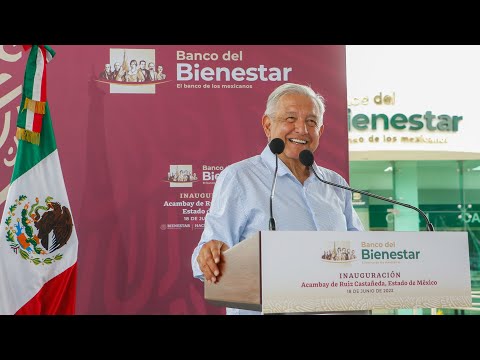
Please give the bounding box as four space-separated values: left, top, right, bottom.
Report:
205 230 472 314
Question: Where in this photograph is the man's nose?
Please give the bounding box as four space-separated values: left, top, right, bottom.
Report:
295 119 308 134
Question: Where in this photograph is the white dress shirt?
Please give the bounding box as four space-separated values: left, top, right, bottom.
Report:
191 145 364 315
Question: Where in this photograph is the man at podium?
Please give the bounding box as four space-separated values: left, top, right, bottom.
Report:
191 82 364 315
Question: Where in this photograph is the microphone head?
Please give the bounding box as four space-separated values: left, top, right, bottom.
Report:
299 149 314 167
268 138 285 155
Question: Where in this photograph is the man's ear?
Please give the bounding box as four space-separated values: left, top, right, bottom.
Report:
319 124 325 136
262 115 271 139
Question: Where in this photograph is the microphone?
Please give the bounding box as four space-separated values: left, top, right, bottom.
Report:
299 149 435 232
268 138 285 230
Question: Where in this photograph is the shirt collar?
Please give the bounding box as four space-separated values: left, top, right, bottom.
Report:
260 145 290 177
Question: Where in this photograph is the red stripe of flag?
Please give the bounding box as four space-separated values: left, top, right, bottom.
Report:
39 46 47 102
15 263 77 315
32 112 43 133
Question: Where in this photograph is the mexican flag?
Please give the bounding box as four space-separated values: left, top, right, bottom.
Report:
0 45 78 314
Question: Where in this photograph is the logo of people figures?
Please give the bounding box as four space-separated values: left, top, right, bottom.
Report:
97 48 168 94
167 165 198 188
321 240 357 263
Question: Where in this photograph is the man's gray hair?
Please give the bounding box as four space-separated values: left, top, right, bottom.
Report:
264 83 326 126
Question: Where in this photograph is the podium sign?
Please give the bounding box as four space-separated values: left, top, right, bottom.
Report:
261 231 471 313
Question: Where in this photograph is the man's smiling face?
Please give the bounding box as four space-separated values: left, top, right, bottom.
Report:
262 92 324 162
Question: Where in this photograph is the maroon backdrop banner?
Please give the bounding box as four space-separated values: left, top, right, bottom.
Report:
0 45 348 314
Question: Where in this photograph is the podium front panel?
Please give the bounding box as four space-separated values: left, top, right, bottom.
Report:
261 231 471 314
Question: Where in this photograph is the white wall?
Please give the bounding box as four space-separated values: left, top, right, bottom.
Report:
347 45 480 160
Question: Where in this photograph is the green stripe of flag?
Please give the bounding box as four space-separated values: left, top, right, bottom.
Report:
44 45 56 60
11 103 57 183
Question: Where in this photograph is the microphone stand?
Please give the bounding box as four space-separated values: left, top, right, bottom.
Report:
269 154 279 230
309 166 435 232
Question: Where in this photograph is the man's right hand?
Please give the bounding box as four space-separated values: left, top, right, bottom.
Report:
196 240 230 283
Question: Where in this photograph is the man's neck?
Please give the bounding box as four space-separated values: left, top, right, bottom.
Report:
279 155 310 184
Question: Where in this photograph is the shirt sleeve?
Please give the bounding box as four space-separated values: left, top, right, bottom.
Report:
191 166 248 281
338 176 365 231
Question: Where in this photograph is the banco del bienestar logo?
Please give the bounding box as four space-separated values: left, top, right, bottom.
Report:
165 165 199 188
4 195 73 266
96 48 170 94
361 240 421 263
321 240 358 263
